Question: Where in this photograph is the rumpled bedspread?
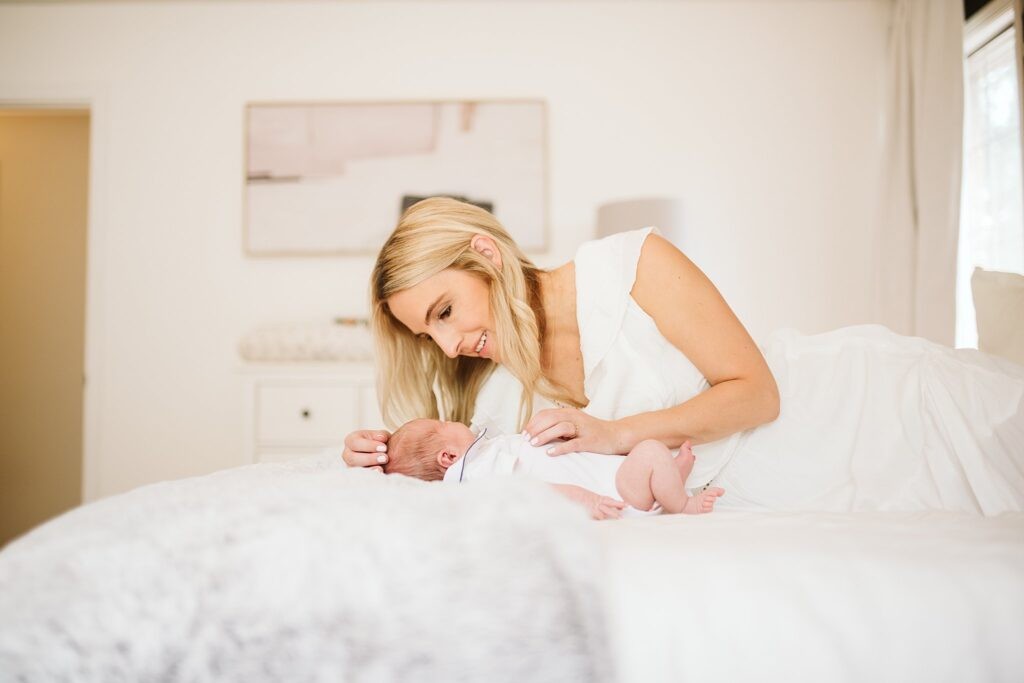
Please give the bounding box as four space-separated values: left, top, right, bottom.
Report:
0 453 610 682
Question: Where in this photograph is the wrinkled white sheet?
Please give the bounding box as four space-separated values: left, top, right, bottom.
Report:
599 511 1024 683
0 454 610 683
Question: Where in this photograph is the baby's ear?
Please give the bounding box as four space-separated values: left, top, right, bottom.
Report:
437 450 458 469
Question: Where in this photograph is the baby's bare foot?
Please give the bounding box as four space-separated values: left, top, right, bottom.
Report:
675 440 696 482
682 487 725 514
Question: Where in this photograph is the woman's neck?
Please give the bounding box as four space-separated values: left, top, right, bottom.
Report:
528 263 587 408
536 264 576 369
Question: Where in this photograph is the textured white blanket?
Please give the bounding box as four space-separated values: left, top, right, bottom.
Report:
0 453 611 682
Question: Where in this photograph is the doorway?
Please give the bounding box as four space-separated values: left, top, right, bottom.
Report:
0 109 90 547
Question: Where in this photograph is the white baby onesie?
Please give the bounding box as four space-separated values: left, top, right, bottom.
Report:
442 433 625 501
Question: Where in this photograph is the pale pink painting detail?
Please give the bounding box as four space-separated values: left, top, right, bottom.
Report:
245 101 547 254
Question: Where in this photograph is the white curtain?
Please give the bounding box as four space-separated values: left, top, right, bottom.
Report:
874 0 965 345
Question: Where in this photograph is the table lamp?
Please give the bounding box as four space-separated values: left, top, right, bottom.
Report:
595 197 685 249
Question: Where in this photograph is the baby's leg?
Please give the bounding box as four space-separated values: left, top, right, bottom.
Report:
675 441 726 513
615 440 689 513
676 440 696 483
616 440 725 514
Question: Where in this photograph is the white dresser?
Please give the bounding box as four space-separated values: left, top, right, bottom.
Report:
240 362 382 463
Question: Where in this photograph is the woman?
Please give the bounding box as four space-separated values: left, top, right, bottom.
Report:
346 197 1024 514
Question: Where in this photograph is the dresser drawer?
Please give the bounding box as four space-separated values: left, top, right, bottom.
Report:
256 383 359 443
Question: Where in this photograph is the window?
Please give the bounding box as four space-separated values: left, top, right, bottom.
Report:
956 0 1024 348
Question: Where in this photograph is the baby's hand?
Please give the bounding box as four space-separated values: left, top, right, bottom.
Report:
550 483 626 520
589 495 627 520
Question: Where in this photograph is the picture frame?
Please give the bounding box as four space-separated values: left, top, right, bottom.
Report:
243 99 549 255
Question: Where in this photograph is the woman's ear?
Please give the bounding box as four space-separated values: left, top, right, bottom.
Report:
470 234 503 269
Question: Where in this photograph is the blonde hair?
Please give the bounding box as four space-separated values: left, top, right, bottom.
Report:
383 419 447 481
371 197 577 430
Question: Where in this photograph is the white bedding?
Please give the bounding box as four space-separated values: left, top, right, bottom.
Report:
0 454 610 682
599 511 1024 682
3 452 1023 682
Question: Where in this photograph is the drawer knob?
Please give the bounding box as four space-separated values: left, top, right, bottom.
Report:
300 408 311 420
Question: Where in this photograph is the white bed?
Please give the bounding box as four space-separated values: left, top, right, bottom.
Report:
599 511 1024 682
1 454 1022 682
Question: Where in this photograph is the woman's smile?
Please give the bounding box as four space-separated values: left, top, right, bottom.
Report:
386 268 499 362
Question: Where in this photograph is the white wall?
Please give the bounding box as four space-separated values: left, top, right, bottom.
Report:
0 0 890 499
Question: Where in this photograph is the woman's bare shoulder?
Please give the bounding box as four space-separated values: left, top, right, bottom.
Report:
631 233 709 300
631 233 765 386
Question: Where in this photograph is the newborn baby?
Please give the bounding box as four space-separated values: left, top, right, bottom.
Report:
383 418 725 520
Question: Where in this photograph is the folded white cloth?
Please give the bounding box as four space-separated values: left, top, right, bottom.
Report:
238 321 374 362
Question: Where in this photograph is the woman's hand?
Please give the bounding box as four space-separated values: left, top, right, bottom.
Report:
524 408 628 456
342 429 392 471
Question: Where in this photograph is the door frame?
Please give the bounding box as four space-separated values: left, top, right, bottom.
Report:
1 84 110 502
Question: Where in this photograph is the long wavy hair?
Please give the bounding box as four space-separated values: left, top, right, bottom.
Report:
371 197 577 430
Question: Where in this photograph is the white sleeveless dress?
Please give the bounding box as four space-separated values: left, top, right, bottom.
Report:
471 227 1024 515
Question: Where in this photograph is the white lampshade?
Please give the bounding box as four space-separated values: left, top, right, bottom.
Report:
595 197 685 249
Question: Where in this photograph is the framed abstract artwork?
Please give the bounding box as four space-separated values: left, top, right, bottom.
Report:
244 100 549 255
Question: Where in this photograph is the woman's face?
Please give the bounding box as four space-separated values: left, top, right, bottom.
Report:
387 268 498 362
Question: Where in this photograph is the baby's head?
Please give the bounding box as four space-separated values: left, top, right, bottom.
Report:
384 418 476 481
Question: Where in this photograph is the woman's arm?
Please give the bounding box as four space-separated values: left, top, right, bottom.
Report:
532 234 779 455
618 234 779 449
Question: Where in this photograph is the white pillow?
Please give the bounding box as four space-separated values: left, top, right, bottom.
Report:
971 267 1024 367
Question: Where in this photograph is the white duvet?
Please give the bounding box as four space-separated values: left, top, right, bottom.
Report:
600 510 1024 683
0 453 611 682
3 453 1023 682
